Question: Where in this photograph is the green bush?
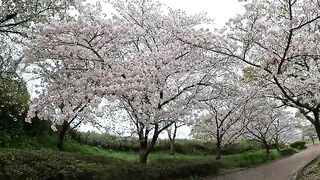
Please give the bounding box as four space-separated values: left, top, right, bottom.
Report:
0 149 145 180
0 76 30 148
290 141 306 150
279 148 296 156
231 150 281 168
222 140 263 155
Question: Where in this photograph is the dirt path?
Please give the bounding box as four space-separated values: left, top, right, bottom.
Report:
213 145 320 180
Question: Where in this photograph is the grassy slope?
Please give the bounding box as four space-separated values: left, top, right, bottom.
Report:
0 133 295 179
63 139 284 171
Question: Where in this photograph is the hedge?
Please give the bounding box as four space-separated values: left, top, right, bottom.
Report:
279 148 296 156
290 141 306 150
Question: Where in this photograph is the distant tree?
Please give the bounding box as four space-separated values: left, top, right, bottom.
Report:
178 0 320 141
245 100 294 154
302 124 317 145
192 80 253 159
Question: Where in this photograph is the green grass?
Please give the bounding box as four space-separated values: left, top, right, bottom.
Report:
0 133 297 179
223 149 280 166
62 139 287 172
63 139 211 162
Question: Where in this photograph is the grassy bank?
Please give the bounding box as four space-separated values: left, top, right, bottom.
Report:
0 148 222 180
0 125 298 179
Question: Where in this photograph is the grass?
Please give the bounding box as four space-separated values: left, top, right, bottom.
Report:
0 133 298 179
63 139 211 162
62 139 287 171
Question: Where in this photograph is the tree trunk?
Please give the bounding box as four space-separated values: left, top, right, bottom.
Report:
311 136 315 145
274 136 280 152
57 121 69 151
169 139 175 154
263 141 270 155
139 147 149 163
313 112 320 142
314 124 320 142
167 123 177 155
138 132 159 163
276 144 280 152
216 140 222 160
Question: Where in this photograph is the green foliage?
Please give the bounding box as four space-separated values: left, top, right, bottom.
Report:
0 149 145 180
290 141 307 150
0 76 29 121
222 140 263 155
0 148 222 180
279 148 296 156
0 76 29 148
241 66 259 82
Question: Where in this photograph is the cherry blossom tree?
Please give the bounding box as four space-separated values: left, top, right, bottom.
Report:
302 124 317 144
26 0 214 163
27 69 106 150
245 100 294 154
191 75 254 159
0 0 76 77
179 0 320 140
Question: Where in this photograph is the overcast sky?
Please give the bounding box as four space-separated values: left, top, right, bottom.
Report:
160 0 244 27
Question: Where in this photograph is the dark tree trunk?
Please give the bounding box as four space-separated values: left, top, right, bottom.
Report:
139 147 149 163
311 136 315 145
57 121 69 151
263 141 270 155
138 132 159 163
314 125 320 142
216 140 222 160
274 136 280 152
315 124 320 142
276 144 280 152
313 112 320 142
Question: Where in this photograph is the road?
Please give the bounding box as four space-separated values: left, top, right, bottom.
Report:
213 145 320 180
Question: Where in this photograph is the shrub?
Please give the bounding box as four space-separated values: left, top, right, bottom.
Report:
290 141 307 150
280 148 296 156
222 140 263 155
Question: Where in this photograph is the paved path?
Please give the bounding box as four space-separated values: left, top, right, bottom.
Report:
213 145 320 180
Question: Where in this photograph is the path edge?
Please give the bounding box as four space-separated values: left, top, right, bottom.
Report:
291 153 320 180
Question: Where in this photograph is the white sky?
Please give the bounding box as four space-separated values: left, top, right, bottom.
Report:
160 0 244 28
